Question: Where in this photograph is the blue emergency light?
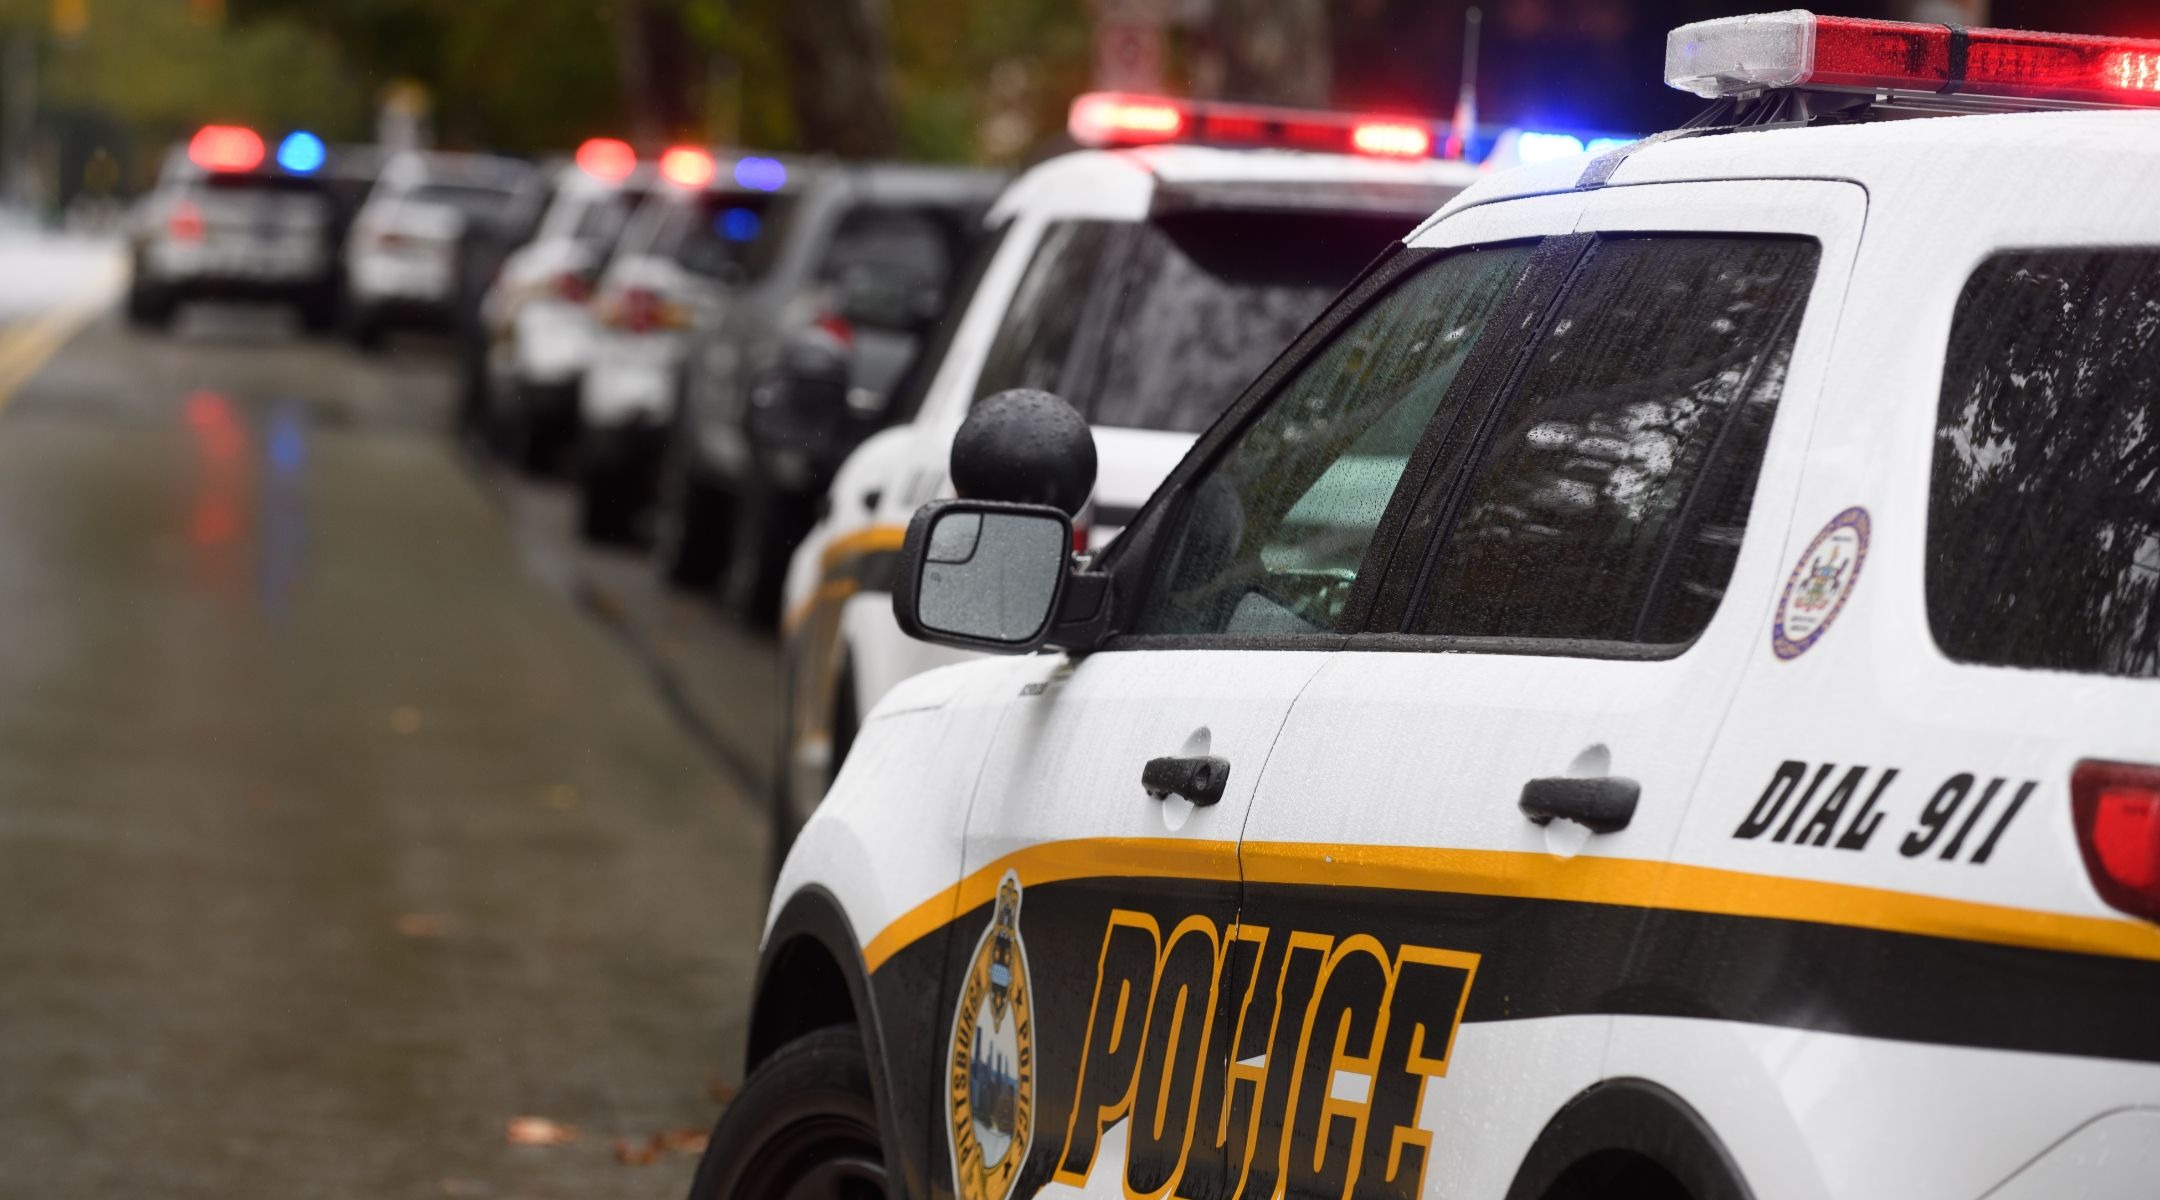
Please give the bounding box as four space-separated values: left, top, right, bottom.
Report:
277 131 326 174
734 156 786 192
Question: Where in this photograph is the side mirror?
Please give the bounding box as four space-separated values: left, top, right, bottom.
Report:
951 389 1097 517
894 500 1071 653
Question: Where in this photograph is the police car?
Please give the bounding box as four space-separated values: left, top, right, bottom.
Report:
776 95 1481 839
698 13 2160 1200
342 149 535 349
478 139 657 471
125 126 345 332
575 148 798 541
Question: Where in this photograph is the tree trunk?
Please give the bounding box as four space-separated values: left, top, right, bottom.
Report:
777 0 900 158
1205 0 1329 108
616 0 703 146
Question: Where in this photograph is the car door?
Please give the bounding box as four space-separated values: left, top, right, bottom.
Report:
939 195 1584 1200
1229 179 1863 1199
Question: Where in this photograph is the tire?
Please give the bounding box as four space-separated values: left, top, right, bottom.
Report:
577 449 639 544
686 1026 888 1200
348 306 384 352
297 288 339 335
124 282 174 331
654 457 735 589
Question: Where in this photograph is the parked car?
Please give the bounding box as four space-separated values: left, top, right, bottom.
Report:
476 140 657 469
125 126 349 333
342 150 535 349
775 94 1478 841
708 14 2160 1198
656 162 1007 607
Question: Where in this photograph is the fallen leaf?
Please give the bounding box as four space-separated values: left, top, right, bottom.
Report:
659 1129 709 1155
389 706 424 735
504 1116 577 1147
395 913 445 938
613 1135 662 1166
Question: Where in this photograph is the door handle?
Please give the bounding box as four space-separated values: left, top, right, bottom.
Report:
1519 776 1640 834
1143 755 1230 807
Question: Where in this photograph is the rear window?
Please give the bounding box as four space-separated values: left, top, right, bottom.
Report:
410 183 517 219
975 210 1414 434
570 188 646 254
648 191 792 281
1928 249 2160 679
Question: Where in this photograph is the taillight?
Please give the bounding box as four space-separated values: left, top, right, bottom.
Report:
1072 524 1091 554
167 199 205 242
2072 760 2160 923
812 311 854 348
553 271 594 303
605 287 684 334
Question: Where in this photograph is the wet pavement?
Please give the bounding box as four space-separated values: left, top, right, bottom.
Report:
0 236 777 1199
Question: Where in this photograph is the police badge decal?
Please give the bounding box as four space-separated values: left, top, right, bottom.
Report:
947 871 1034 1200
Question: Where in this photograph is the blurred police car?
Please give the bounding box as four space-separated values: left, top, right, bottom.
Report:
775 93 1478 837
343 149 534 349
575 147 798 542
478 138 657 471
125 126 344 333
705 13 2160 1200
656 161 1006 609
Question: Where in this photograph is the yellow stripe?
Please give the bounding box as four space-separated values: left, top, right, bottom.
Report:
780 522 909 637
860 837 2160 973
861 837 1240 972
0 260 122 412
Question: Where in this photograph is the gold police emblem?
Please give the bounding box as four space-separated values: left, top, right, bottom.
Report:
947 871 1034 1200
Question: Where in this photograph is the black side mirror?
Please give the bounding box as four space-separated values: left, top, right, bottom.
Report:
951 389 1096 517
894 500 1071 653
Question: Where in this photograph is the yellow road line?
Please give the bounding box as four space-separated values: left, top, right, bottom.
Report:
0 254 124 413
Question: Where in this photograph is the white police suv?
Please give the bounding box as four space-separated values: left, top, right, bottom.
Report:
478 139 656 471
777 93 1481 841
126 126 344 332
699 13 2160 1200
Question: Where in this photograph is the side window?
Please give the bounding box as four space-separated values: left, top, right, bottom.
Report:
1409 236 1819 646
886 220 1009 426
1928 249 2160 678
972 221 1118 402
1132 244 1538 637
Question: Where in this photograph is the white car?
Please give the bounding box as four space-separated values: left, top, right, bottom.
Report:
125 126 344 332
575 149 799 541
698 13 2160 1200
343 149 533 348
777 96 1482 837
478 142 657 470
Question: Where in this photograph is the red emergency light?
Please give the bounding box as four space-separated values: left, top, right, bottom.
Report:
188 125 265 173
1068 92 1448 159
575 137 636 182
659 145 716 189
1667 11 2160 109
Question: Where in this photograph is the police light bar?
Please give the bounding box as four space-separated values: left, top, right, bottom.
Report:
575 137 636 182
1069 92 1444 159
189 125 265 173
658 145 716 189
1667 11 2160 109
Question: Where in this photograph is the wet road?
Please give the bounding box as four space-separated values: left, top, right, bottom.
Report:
0 236 778 1199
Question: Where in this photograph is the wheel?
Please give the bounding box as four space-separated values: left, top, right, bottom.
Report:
124 278 175 331
347 306 384 352
654 456 735 589
686 1026 888 1200
577 450 639 544
297 288 339 335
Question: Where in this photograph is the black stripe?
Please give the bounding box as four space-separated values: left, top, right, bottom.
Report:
1943 24 1970 95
